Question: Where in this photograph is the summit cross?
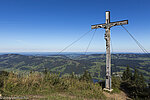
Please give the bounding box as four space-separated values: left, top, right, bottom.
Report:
91 11 128 91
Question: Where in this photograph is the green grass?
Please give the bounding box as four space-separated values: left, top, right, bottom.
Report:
0 72 106 100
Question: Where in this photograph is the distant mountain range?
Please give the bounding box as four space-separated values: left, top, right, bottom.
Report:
0 52 102 55
0 53 150 81
0 52 147 56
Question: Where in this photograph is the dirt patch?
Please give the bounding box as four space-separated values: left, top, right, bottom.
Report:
58 93 76 99
22 95 47 100
103 91 132 100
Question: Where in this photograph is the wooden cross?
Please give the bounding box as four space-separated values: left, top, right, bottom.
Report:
91 11 128 91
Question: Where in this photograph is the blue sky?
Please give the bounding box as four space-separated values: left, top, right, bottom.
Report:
0 0 150 53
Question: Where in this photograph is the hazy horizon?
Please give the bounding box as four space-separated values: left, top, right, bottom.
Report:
0 51 148 54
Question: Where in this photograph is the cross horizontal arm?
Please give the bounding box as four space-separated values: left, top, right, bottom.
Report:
109 20 128 27
91 20 128 29
91 23 106 29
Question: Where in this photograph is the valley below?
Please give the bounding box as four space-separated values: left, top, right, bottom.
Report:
0 53 149 81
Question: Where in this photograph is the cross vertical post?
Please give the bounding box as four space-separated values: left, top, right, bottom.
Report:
91 11 128 92
105 11 111 90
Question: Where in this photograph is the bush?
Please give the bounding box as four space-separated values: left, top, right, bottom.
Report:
1 71 105 99
121 67 149 99
111 76 121 93
79 70 92 82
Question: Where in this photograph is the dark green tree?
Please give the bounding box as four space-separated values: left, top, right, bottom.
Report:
0 71 9 88
138 73 146 89
71 72 75 78
132 68 139 82
122 66 132 81
80 70 92 82
112 76 121 93
121 67 148 99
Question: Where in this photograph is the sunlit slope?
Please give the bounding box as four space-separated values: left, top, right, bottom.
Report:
0 54 149 80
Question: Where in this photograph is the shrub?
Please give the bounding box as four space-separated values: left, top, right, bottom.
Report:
1 71 105 99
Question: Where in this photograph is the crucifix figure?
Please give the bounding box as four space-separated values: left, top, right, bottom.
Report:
91 11 128 91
